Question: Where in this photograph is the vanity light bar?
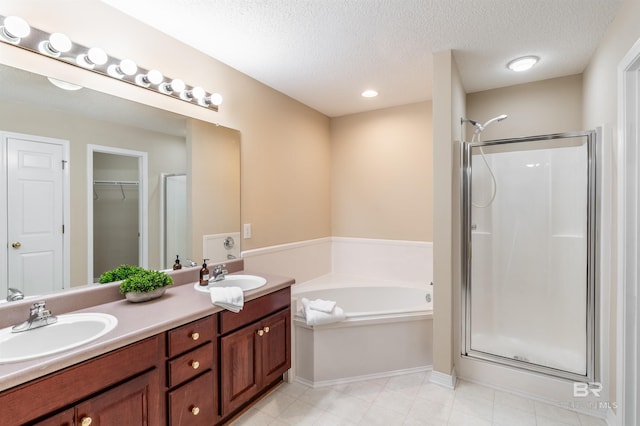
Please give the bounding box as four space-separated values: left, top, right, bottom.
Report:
0 15 223 111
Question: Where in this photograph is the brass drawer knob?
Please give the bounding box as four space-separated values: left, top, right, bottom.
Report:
191 360 200 369
257 329 264 337
191 406 200 416
81 417 93 426
190 332 200 341
264 326 270 333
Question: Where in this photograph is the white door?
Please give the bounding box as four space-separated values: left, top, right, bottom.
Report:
6 135 66 297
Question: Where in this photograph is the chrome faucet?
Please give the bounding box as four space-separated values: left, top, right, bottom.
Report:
210 264 228 282
7 287 24 302
12 301 58 333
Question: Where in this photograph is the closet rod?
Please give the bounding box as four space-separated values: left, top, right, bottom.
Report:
93 180 139 186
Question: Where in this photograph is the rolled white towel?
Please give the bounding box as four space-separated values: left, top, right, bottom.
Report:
210 286 244 313
308 298 337 313
301 297 346 326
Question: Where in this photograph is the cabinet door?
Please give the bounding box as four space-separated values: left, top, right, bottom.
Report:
31 408 74 426
168 370 216 426
75 369 160 426
261 308 291 385
219 324 260 416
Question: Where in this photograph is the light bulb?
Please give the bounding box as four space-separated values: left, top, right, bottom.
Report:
107 59 138 79
1 16 30 44
180 86 206 101
76 47 108 69
208 93 223 106
160 78 186 94
135 69 164 87
200 93 223 107
38 32 72 57
191 86 205 100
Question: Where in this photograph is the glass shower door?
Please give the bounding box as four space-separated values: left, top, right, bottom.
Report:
461 131 597 382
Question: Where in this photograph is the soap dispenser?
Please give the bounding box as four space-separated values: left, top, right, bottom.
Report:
173 255 182 270
199 259 210 286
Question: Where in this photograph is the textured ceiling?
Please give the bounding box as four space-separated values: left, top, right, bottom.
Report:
100 0 622 117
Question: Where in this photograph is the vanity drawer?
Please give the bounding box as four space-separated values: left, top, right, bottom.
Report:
168 370 215 426
167 342 214 388
219 287 291 334
167 315 216 358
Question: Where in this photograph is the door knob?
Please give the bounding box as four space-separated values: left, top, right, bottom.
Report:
11 242 21 249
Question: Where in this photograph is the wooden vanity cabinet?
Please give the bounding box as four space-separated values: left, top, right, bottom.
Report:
34 369 159 426
219 287 291 418
165 315 219 426
0 336 162 425
0 284 293 426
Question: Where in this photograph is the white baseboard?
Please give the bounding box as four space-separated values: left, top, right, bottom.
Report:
430 368 457 389
294 366 432 389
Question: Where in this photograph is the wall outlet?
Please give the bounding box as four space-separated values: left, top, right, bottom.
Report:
243 223 252 239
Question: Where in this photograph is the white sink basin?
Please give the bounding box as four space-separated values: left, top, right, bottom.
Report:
0 312 118 364
194 274 267 293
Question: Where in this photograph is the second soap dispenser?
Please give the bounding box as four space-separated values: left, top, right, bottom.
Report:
173 255 182 270
199 259 210 286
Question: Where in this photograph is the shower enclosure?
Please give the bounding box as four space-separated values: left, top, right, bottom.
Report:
461 131 598 382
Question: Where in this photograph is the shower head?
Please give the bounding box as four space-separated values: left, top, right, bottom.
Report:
478 114 508 132
461 118 483 132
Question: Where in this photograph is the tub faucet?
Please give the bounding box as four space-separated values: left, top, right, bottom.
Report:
7 287 24 302
12 301 58 333
210 264 228 282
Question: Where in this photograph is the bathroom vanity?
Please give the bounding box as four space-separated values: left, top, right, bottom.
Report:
0 261 293 425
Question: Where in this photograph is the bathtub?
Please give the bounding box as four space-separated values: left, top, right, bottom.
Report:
291 274 433 387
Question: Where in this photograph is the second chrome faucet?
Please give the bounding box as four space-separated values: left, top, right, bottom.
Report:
12 301 58 333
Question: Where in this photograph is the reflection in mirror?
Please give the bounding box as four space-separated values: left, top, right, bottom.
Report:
162 173 187 269
91 148 147 282
0 63 240 299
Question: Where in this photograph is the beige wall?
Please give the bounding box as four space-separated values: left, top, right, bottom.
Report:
467 74 583 140
188 122 240 262
432 50 466 378
0 0 332 256
582 0 640 412
331 102 433 241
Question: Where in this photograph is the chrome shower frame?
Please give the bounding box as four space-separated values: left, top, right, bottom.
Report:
460 130 599 383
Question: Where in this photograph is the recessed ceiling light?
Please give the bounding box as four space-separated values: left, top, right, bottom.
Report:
507 56 539 72
361 89 378 98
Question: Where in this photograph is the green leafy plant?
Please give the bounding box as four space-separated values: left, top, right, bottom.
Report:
119 269 173 294
98 264 145 284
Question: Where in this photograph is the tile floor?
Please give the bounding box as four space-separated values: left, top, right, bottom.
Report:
229 371 608 426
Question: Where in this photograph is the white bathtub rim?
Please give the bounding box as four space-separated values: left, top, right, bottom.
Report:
294 365 433 389
293 310 433 329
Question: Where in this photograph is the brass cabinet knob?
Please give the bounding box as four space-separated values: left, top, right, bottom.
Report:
257 329 264 337
264 326 270 333
191 360 200 369
81 417 93 426
191 332 200 341
191 406 200 416
11 242 21 249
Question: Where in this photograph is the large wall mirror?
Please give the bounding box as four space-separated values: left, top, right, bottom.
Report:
0 63 240 299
